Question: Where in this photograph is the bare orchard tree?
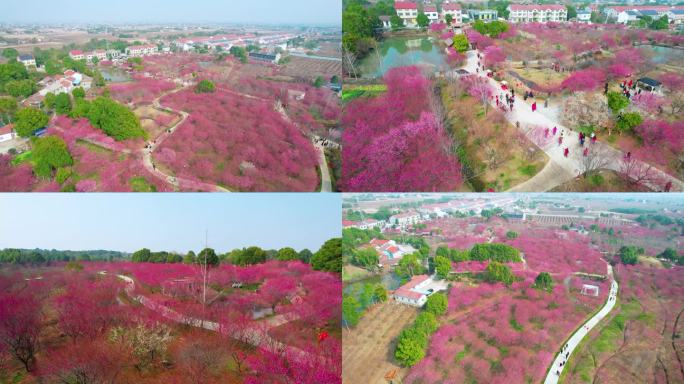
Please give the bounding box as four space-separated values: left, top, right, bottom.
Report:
619 156 658 189
581 145 611 178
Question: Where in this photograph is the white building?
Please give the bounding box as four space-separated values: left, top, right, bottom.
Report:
442 3 463 25
616 10 640 24
18 54 36 68
389 212 422 228
69 50 85 60
577 9 592 22
424 5 440 24
508 4 567 23
396 1 419 27
125 45 159 58
392 275 447 307
667 9 684 24
0 124 16 143
369 238 417 266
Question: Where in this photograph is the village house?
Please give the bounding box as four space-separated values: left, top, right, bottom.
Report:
379 15 392 29
389 211 423 228
396 1 419 27
125 44 159 58
667 9 684 24
424 5 440 24
368 238 417 267
69 50 85 60
0 124 16 143
442 3 463 25
18 54 36 68
605 5 683 24
577 9 592 23
467 9 498 21
392 274 447 307
248 52 281 64
507 4 567 23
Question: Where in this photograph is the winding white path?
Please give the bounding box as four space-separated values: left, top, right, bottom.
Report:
543 264 619 384
461 50 683 192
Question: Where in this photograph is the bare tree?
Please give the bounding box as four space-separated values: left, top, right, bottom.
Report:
581 145 611 177
619 156 658 189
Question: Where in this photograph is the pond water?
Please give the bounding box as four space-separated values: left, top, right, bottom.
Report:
356 36 449 78
100 68 131 83
640 45 684 66
343 272 402 295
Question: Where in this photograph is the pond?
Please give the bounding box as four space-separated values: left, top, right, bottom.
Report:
356 36 449 78
640 45 684 66
343 272 402 295
100 68 131 83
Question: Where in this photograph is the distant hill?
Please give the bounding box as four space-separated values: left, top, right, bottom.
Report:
0 248 130 264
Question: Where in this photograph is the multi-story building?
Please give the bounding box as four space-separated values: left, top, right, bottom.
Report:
442 3 463 25
396 1 419 27
0 124 16 143
125 45 159 58
507 4 567 23
389 212 422 228
424 5 440 24
468 9 499 21
577 9 592 22
69 50 85 60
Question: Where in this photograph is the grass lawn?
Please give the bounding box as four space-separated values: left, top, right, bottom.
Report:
341 84 387 102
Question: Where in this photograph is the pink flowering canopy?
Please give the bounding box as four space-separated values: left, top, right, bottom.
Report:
341 66 463 191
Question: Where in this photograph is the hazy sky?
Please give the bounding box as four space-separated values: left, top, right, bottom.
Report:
0 0 341 25
0 194 341 253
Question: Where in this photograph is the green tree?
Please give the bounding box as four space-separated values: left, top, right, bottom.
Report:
390 15 404 31
229 46 248 63
276 247 298 261
649 15 669 30
43 92 57 110
485 261 514 285
32 136 73 178
75 97 146 140
416 12 430 28
131 248 151 262
2 48 19 60
619 246 639 265
534 272 554 291
14 107 49 137
45 59 63 76
54 93 72 115
607 91 628 114
445 14 454 25
342 295 361 328
425 292 447 315
414 311 437 336
452 34 470 53
374 284 388 302
312 238 341 273
5 79 36 98
505 231 518 239
298 248 313 263
72 87 86 99
434 255 451 279
566 5 577 20
396 252 425 278
183 250 196 264
0 96 17 124
353 247 379 269
195 79 215 94
198 248 219 267
232 246 267 265
616 112 642 135
313 76 325 88
395 327 426 366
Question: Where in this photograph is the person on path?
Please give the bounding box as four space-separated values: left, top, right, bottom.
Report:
532 102 537 112
511 89 515 97
496 95 499 106
626 151 631 160
604 82 609 95
665 181 672 192
583 147 589 157
524 92 528 101
516 121 520 129
559 135 563 145
564 148 569 157
544 99 548 108
545 127 550 137
553 126 557 135
591 132 596 144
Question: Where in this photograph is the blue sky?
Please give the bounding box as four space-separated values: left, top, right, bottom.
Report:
0 194 341 253
0 0 340 25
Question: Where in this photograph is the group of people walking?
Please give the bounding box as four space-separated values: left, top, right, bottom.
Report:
541 126 597 159
554 343 571 376
495 89 516 112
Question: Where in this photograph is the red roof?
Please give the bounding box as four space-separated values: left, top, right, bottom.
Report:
607 5 678 12
370 238 390 246
425 5 437 12
386 246 400 254
443 4 462 11
342 220 357 227
395 1 417 10
510 4 566 11
60 79 72 87
64 70 75 76
394 275 430 301
70 50 83 55
0 124 14 136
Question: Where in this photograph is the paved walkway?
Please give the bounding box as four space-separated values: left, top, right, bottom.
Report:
461 50 683 192
544 264 619 384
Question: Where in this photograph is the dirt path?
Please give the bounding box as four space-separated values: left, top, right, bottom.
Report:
342 301 419 384
462 50 683 192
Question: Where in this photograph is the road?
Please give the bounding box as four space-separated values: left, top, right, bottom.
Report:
461 50 683 192
543 264 619 384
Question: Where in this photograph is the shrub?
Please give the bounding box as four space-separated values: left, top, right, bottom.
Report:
195 79 215 94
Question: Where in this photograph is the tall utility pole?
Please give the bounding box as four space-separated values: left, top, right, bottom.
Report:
203 229 208 306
